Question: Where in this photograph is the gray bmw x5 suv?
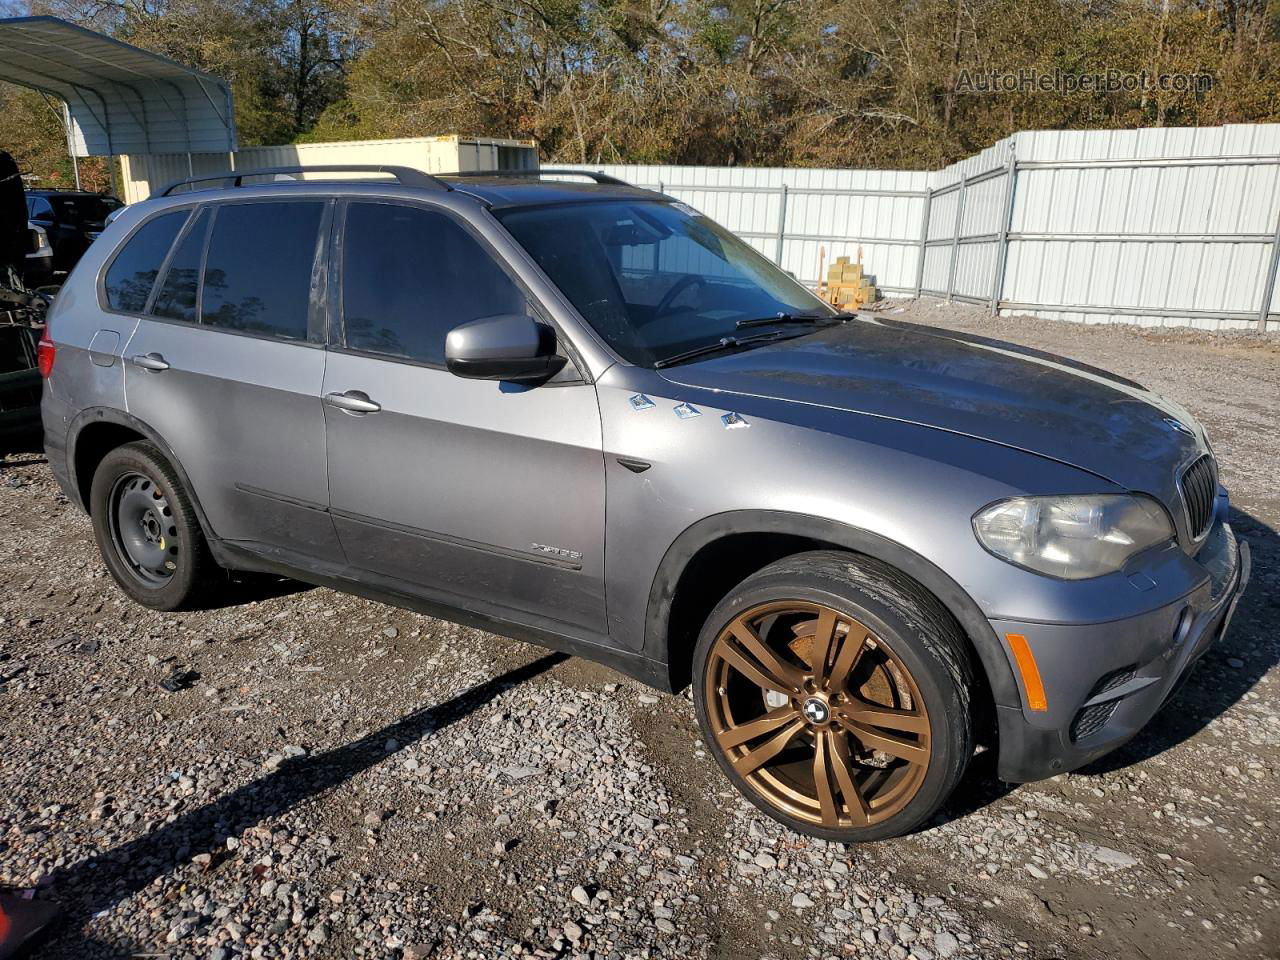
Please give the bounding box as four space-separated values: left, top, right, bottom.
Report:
39 166 1250 842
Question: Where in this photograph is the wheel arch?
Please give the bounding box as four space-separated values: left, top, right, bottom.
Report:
67 407 217 540
646 510 1019 714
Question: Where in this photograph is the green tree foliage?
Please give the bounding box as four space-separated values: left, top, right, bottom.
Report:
0 85 74 184
2 0 1279 178
0 83 118 188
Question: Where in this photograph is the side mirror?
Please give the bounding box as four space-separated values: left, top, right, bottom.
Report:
445 314 567 382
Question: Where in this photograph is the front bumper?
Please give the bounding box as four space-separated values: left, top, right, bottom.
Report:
993 521 1250 782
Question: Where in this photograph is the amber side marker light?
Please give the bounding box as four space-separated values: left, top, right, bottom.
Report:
1005 633 1048 712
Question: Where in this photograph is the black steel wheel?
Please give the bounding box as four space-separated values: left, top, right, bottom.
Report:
90 441 219 610
107 471 181 586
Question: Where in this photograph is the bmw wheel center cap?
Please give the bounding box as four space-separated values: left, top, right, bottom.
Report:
802 697 831 725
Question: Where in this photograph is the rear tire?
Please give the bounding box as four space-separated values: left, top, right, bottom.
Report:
692 550 974 842
89 441 219 611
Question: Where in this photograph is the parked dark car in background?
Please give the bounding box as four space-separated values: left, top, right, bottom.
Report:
23 219 53 284
26 188 122 273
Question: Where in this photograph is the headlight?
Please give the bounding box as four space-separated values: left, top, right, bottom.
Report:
973 494 1174 580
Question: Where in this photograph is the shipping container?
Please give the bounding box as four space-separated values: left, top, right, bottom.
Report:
120 135 538 204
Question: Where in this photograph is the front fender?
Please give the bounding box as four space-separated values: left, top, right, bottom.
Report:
643 509 1021 709
596 366 1113 702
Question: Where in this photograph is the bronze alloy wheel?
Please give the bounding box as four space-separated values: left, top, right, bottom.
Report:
703 599 931 829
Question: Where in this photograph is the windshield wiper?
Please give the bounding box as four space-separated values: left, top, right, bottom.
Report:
735 311 855 330
655 329 797 369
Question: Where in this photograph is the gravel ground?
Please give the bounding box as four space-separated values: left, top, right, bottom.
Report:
1 300 1277 959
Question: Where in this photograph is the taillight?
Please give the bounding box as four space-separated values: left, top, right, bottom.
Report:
37 325 55 378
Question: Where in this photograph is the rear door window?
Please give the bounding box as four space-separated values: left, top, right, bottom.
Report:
201 201 324 341
103 210 189 313
152 209 210 323
340 201 525 365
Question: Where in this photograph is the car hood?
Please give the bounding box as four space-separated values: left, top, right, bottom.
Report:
658 317 1204 491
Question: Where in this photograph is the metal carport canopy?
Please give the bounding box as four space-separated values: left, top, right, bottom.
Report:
0 16 237 157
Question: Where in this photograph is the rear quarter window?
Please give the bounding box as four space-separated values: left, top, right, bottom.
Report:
103 210 189 313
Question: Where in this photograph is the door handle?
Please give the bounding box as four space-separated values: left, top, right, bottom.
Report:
130 352 170 371
324 390 382 415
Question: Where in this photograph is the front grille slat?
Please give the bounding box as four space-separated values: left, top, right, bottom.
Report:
1179 454 1216 541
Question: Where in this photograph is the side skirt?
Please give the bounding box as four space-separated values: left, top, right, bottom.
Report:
210 538 674 692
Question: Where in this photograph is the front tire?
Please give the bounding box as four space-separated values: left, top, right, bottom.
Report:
89 441 219 611
693 550 974 842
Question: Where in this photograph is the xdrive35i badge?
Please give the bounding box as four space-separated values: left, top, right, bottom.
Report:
530 542 583 562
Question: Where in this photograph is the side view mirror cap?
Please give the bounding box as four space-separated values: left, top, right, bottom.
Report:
445 314 567 382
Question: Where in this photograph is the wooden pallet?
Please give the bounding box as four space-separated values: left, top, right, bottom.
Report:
818 249 878 309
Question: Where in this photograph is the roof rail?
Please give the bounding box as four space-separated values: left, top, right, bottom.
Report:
440 168 633 187
153 164 451 198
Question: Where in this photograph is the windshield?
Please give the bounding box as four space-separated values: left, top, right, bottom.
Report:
497 200 837 366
